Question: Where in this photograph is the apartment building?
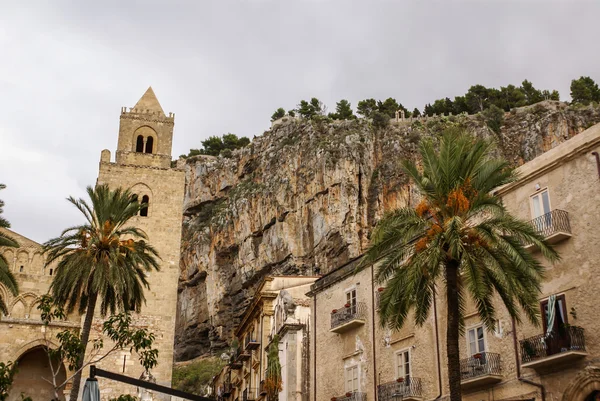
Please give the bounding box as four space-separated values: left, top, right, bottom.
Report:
309 123 600 401
214 276 317 401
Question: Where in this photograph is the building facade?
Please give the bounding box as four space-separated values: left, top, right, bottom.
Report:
213 276 317 401
0 88 184 401
309 123 600 401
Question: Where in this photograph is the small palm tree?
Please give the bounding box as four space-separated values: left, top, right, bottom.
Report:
362 131 559 401
44 184 160 401
0 184 19 315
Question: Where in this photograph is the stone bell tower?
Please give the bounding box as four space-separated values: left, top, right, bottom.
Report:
96 87 185 397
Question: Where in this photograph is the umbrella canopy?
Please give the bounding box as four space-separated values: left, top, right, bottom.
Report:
82 378 101 401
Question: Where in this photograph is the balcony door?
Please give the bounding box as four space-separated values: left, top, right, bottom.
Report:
531 189 552 231
467 326 486 356
395 349 411 382
541 295 568 355
346 289 357 314
345 365 359 393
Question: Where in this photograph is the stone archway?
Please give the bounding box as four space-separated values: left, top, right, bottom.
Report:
9 346 67 401
562 366 600 401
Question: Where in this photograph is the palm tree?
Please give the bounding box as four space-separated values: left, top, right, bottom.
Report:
0 184 19 315
361 131 559 401
44 184 160 401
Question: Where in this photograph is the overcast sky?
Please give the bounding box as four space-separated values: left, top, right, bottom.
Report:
1 1 599 243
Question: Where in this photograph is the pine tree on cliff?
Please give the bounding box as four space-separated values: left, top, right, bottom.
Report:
0 184 19 315
361 130 559 401
43 184 160 401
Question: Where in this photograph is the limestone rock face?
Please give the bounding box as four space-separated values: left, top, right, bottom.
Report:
175 101 600 361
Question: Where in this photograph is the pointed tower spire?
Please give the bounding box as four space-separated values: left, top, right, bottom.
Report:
133 86 165 115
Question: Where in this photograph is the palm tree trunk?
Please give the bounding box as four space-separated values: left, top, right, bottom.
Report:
68 291 98 401
445 260 462 401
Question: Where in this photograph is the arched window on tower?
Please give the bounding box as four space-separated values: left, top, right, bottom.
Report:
140 195 149 217
145 136 154 154
136 135 144 152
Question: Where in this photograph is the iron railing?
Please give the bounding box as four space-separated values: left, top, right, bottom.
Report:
378 377 423 401
259 380 267 395
527 209 571 240
520 325 586 363
242 388 256 401
460 352 501 381
244 335 260 349
331 391 367 401
331 302 367 329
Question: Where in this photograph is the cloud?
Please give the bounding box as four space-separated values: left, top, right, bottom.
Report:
1 0 600 241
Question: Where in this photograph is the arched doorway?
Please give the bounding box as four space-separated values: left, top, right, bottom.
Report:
9 346 66 401
585 391 600 401
562 366 600 401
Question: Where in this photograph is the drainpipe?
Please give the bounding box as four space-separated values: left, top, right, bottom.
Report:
371 264 378 401
511 316 546 401
592 152 600 180
431 288 443 400
260 313 264 389
313 295 317 401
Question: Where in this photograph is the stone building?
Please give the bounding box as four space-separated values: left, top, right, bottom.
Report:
308 122 600 401
0 88 184 400
213 276 317 401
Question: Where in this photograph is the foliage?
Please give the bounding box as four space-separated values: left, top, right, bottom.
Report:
482 104 505 134
265 335 282 401
371 111 389 130
180 133 251 158
271 108 286 121
412 108 421 117
0 184 19 315
328 99 356 120
172 358 225 396
37 295 158 397
0 361 18 401
297 98 326 119
109 396 138 401
357 98 377 118
43 184 160 401
570 76 600 105
361 130 559 401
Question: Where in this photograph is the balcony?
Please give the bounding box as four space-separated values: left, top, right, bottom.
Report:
237 349 251 362
242 388 256 401
217 382 233 398
230 349 243 369
330 391 367 401
245 336 260 351
460 352 502 390
259 380 267 396
520 326 586 370
330 302 367 333
378 377 423 401
525 209 572 250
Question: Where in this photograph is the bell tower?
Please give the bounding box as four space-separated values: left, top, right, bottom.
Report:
115 86 175 168
96 88 184 398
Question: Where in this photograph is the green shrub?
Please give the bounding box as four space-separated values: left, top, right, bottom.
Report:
109 396 138 401
482 105 504 134
372 111 390 130
172 357 225 395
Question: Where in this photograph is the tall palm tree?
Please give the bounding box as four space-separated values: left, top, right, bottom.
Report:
361 131 559 401
0 184 19 315
44 184 160 401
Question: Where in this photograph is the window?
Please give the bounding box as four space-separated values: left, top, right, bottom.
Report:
19 266 23 272
346 289 357 314
531 189 551 219
395 349 411 381
541 294 567 334
467 326 486 356
345 365 359 393
49 269 53 276
136 135 144 152
145 136 154 154
140 195 149 217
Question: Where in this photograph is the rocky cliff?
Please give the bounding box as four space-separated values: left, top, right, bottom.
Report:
175 101 600 361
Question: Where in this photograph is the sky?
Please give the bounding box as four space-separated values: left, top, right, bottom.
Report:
1 0 599 243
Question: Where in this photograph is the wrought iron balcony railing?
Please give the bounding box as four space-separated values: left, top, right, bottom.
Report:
242 388 256 401
526 209 571 245
378 377 423 401
245 335 260 350
520 325 586 364
330 302 367 331
459 352 501 381
330 391 367 401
